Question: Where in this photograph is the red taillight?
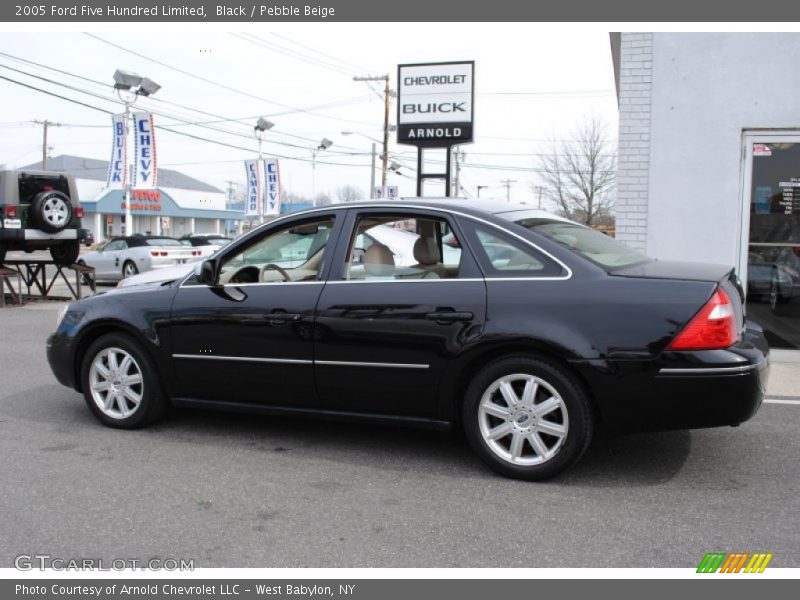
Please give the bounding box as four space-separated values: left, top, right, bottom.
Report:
150 251 159 257
75 207 84 218
6 206 16 218
667 288 740 351
191 250 201 256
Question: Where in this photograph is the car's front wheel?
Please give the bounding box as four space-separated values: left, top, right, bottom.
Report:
462 355 593 480
80 333 168 429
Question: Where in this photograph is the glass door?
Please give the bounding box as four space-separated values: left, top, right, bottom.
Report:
742 134 800 349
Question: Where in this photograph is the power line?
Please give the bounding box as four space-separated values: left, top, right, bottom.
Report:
231 33 356 77
0 62 379 159
83 33 378 126
268 32 377 74
0 49 378 152
0 72 374 169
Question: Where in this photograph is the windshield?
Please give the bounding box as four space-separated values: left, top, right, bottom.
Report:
503 214 648 269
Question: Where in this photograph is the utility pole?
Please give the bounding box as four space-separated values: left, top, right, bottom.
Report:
354 74 391 198
501 179 516 202
370 142 377 199
33 120 61 170
453 148 465 197
534 185 544 209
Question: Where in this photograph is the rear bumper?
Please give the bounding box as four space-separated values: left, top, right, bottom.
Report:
574 322 770 433
0 228 79 242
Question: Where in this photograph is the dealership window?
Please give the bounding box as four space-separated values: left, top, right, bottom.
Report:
216 217 334 284
744 137 800 349
343 214 461 280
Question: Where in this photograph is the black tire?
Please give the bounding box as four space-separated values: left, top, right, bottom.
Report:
76 260 92 285
31 190 73 233
122 260 139 278
80 332 169 429
462 354 593 481
0 243 6 265
49 240 80 266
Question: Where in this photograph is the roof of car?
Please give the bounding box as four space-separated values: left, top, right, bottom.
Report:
287 198 571 223
107 235 181 246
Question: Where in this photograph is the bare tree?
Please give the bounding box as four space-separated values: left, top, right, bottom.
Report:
538 116 616 227
337 185 364 203
314 192 333 206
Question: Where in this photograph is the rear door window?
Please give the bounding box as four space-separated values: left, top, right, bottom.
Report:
466 224 566 278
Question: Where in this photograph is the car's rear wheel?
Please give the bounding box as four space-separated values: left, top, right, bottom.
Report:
462 355 593 480
80 333 168 429
122 261 139 278
49 240 80 266
32 190 73 233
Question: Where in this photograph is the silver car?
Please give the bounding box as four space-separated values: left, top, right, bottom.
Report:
79 235 201 282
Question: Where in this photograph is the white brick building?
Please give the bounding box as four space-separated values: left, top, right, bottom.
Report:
611 33 800 350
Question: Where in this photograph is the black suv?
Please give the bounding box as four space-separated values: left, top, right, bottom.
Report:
0 169 86 265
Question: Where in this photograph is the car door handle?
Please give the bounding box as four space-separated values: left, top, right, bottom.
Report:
263 312 301 324
425 311 474 323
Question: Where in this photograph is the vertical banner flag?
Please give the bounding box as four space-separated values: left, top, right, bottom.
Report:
106 113 127 189
244 159 262 216
263 158 282 216
132 111 157 189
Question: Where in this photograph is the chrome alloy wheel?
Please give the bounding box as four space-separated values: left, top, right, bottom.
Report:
42 195 70 228
123 262 137 278
478 373 569 466
88 347 144 419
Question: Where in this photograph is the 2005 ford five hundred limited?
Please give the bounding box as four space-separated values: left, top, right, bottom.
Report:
47 199 770 480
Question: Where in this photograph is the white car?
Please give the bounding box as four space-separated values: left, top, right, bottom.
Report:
79 235 201 283
178 234 233 258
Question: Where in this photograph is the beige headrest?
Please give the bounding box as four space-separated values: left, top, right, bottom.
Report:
364 243 395 276
413 237 440 265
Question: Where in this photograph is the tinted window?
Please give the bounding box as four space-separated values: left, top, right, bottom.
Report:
218 217 334 284
344 214 461 281
471 226 564 277
508 215 647 269
145 238 184 247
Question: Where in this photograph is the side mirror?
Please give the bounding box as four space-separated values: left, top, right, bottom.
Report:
197 259 218 285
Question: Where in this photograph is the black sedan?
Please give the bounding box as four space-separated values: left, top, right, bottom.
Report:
47 200 770 480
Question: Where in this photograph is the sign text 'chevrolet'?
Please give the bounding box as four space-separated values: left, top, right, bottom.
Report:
397 61 474 146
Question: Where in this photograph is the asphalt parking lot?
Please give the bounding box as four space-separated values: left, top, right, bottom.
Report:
1 301 799 568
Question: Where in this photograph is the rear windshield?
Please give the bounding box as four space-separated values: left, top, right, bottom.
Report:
145 238 184 247
504 215 648 269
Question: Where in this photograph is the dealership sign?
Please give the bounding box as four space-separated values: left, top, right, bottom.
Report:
244 159 262 216
106 113 127 189
397 61 474 146
263 158 281 216
132 111 157 189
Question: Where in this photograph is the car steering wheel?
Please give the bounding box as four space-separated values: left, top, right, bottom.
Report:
260 263 291 282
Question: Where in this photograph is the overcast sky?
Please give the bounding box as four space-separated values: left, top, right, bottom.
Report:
0 26 618 206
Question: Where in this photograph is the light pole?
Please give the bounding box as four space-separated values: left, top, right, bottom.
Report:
113 69 161 236
254 117 275 223
477 185 488 198
341 130 379 198
312 138 333 205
